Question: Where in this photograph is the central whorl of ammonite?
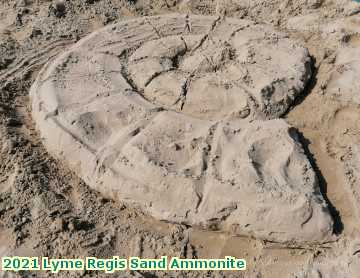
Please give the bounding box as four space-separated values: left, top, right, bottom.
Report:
127 35 250 120
120 18 312 121
31 14 333 243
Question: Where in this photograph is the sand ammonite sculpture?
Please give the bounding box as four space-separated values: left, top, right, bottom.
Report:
31 14 334 243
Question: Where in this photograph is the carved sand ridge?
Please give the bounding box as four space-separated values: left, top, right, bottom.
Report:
327 46 360 104
30 14 333 243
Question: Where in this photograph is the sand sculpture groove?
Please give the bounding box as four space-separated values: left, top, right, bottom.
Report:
31 14 334 243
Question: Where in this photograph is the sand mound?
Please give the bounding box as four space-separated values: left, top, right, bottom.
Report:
30 14 333 243
327 47 360 104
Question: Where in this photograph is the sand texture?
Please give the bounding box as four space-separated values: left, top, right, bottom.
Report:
30 14 332 243
1 0 360 277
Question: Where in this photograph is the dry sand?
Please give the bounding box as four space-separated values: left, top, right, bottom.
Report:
0 0 360 277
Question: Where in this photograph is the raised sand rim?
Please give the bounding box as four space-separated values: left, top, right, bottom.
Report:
31 14 333 243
